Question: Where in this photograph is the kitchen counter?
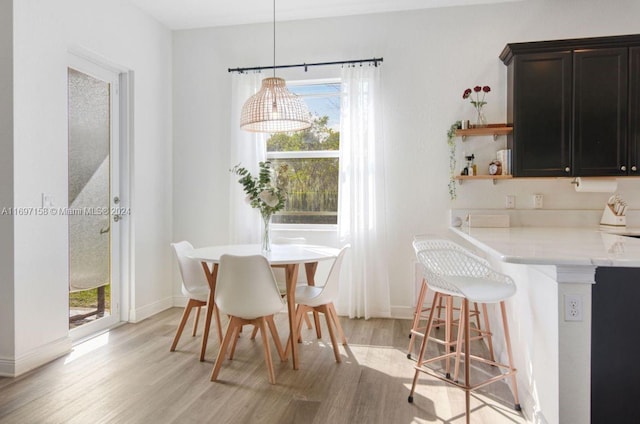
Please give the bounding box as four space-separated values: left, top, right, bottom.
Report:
447 225 640 424
451 226 640 267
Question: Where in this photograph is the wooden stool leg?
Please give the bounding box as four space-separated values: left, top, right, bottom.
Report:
445 295 454 378
453 298 466 383
407 278 428 358
500 301 522 411
463 299 471 424
482 303 496 362
408 292 442 403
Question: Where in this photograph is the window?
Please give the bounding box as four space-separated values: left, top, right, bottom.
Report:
267 80 340 225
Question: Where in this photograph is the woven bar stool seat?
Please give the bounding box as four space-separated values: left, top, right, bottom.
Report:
407 238 521 424
407 237 496 367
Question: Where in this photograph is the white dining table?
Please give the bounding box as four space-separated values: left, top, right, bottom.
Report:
188 243 340 370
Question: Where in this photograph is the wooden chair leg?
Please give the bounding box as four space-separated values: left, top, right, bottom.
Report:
313 311 322 339
192 306 201 337
303 312 313 330
258 317 277 384
170 299 195 351
213 304 223 344
250 325 259 340
266 315 286 362
211 318 238 381
321 306 341 363
327 303 347 345
285 305 307 360
228 324 242 360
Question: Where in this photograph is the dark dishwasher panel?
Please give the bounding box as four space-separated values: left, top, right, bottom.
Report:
591 267 640 424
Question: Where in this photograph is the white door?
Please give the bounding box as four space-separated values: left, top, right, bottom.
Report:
67 56 122 340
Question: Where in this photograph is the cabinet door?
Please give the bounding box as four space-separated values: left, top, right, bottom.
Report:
511 52 572 177
573 48 628 175
629 46 640 175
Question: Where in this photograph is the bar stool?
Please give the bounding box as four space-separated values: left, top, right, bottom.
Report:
407 237 495 367
407 238 520 424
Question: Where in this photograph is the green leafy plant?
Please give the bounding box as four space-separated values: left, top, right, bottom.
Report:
447 121 461 200
230 161 287 218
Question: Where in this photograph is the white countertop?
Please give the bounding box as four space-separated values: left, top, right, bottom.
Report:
451 226 640 267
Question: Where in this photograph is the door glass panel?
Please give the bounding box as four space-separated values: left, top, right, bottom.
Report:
68 68 111 328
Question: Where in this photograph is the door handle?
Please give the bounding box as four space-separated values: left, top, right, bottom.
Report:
100 226 110 234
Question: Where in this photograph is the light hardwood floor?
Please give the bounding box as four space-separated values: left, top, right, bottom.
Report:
0 308 525 424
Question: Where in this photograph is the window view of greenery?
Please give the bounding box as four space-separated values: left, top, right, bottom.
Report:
268 82 340 225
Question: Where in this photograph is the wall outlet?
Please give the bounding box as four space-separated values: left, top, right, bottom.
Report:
564 294 583 321
533 194 543 209
505 195 515 209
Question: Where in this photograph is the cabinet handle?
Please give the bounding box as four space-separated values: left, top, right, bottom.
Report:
632 165 637 172
621 166 627 171
564 167 571 173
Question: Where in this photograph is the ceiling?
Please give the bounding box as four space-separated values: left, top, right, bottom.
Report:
129 0 520 30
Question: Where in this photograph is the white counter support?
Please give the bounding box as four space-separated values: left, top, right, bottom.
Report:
556 266 595 424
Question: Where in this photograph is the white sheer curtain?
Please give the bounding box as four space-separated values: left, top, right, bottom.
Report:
337 64 391 319
229 72 267 243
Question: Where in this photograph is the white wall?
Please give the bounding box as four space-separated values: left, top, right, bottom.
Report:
2 0 173 375
0 0 15 363
172 0 640 317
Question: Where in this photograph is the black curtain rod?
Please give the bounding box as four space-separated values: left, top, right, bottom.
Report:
228 57 383 73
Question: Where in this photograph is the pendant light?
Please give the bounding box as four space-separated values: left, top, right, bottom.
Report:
240 0 312 133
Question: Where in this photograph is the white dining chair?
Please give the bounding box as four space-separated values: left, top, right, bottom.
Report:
286 245 349 363
170 241 222 352
211 254 287 384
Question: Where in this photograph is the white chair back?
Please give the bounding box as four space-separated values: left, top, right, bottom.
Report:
305 245 349 305
171 241 209 299
216 254 285 319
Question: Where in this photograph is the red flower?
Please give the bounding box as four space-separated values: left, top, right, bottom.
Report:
482 86 491 93
473 86 482 92
462 88 472 99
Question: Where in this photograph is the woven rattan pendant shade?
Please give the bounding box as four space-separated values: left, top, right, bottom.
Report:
240 77 312 133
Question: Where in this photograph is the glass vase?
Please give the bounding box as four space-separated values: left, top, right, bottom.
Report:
261 213 272 252
474 103 488 128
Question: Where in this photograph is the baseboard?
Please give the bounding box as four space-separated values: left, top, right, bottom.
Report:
129 296 173 323
0 336 72 377
390 305 414 320
172 295 188 308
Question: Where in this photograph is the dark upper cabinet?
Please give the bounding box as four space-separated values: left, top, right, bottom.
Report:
509 51 572 177
573 48 628 176
501 34 640 177
630 47 640 175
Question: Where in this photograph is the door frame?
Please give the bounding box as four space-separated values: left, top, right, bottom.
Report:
67 50 132 342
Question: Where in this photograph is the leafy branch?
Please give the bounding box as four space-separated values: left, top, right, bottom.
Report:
230 161 287 217
447 121 461 200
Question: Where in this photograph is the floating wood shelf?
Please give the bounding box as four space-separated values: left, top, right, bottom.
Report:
455 124 513 140
455 175 513 185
